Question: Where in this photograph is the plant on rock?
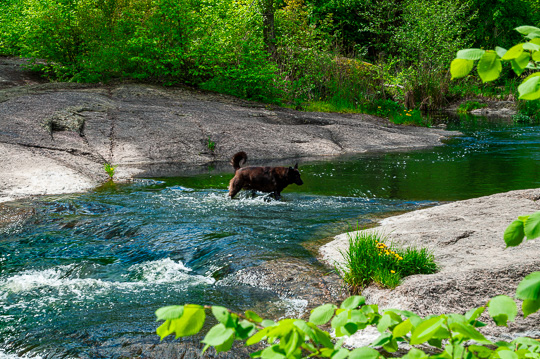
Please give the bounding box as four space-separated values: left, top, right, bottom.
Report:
339 230 437 292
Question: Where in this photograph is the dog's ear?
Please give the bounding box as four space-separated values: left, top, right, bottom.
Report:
294 163 298 169
289 166 293 170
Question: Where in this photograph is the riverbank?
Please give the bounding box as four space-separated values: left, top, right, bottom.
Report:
320 187 540 344
0 58 456 203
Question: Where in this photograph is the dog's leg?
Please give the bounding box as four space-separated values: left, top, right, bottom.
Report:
228 177 243 199
251 190 256 198
273 191 281 201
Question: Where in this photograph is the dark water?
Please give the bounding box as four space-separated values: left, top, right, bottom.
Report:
0 115 539 358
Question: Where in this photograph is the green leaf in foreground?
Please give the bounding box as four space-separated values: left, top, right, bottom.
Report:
504 220 525 248
155 305 184 321
245 310 263 323
157 304 206 339
341 296 366 309
409 317 445 345
524 212 540 239
522 299 540 318
477 51 502 82
349 346 381 359
202 324 235 347
488 296 517 326
518 76 540 100
456 48 485 60
516 271 540 300
309 303 337 325
450 58 474 79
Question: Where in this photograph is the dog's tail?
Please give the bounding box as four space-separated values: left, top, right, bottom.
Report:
231 151 247 172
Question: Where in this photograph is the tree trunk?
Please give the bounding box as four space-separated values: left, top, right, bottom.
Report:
260 0 277 60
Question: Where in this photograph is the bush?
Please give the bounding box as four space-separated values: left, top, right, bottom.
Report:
339 230 437 293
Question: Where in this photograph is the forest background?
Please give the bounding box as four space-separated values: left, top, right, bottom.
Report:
1 0 539 120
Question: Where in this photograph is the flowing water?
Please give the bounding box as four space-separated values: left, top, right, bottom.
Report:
0 115 539 358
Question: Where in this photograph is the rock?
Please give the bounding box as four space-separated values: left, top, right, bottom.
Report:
320 188 540 345
0 67 457 202
470 107 516 117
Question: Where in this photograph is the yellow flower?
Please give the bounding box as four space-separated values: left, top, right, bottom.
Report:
378 106 381 109
406 113 412 116
391 270 396 274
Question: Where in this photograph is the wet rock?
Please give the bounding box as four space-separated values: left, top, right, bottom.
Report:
321 188 540 345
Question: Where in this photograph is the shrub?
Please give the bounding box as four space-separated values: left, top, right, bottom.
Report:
339 230 437 293
457 101 487 114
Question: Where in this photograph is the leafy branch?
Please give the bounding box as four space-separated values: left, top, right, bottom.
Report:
451 26 540 100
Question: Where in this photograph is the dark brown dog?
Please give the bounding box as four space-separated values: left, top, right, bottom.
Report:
228 151 303 200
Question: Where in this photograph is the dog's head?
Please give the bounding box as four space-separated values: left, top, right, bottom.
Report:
288 163 303 186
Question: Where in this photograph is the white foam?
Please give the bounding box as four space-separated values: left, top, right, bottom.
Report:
128 258 215 285
0 258 214 297
0 349 42 359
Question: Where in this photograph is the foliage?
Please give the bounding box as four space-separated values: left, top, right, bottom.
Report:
339 231 437 293
515 99 540 122
103 162 117 180
457 101 487 114
451 26 540 101
206 137 216 152
155 279 540 358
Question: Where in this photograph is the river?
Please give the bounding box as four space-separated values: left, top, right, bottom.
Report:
0 115 539 358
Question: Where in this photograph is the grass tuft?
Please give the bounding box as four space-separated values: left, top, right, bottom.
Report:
339 230 437 293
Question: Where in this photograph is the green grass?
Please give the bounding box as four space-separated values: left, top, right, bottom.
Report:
339 230 437 293
457 100 487 114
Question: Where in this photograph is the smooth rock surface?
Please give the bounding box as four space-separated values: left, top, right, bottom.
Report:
320 188 540 345
0 58 455 202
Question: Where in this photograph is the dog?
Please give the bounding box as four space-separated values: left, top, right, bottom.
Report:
228 151 303 200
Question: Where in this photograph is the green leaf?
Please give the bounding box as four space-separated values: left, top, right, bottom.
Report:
450 322 492 344
403 348 428 359
246 310 263 323
283 330 300 357
498 349 518 359
331 310 350 329
511 52 531 75
468 345 493 358
156 319 175 340
451 59 474 79
155 306 184 321
262 319 276 327
349 347 380 359
236 320 257 339
294 320 317 343
495 47 508 58
212 306 231 326
215 333 235 353
246 328 270 346
533 51 540 62
341 296 366 309
524 212 540 239
504 220 525 248
523 42 540 51
477 51 502 82
518 76 540 100
502 44 524 60
310 324 334 349
202 324 235 346
377 312 401 333
261 344 286 359
371 332 392 347
523 299 540 318
410 317 445 345
309 304 337 325
392 319 412 338
331 348 349 359
456 49 485 60
383 338 398 353
516 272 540 300
488 295 517 326
516 26 540 36
465 307 485 323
